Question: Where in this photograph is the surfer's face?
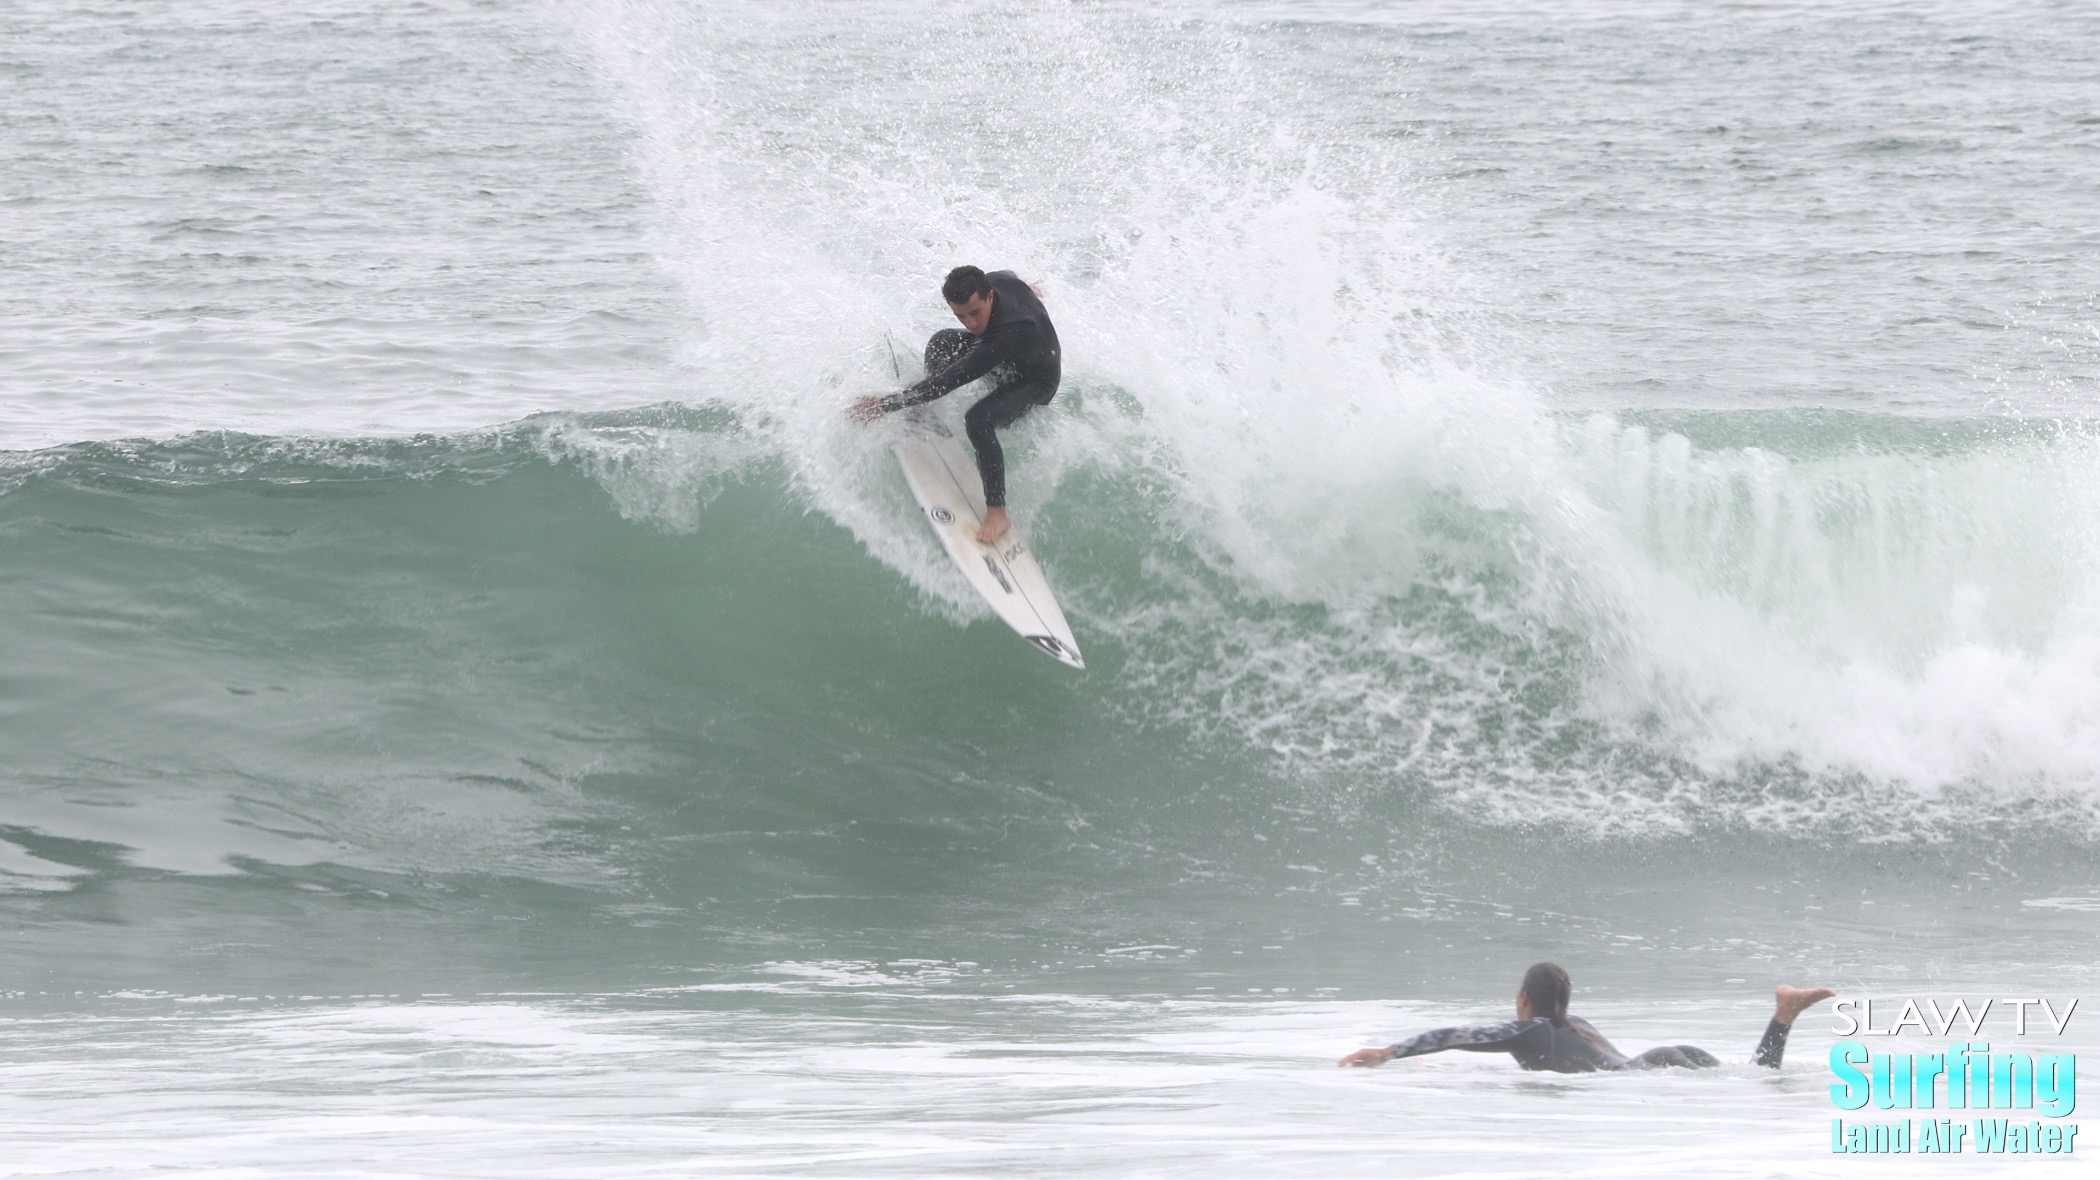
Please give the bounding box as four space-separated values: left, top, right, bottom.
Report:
949 290 995 335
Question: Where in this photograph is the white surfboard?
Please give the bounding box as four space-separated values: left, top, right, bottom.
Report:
892 417 1084 669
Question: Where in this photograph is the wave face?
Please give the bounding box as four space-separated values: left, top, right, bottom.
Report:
11 410 2100 842
6 406 2100 993
6 1 2100 1003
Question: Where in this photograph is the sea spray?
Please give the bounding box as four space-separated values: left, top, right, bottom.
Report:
546 1 2100 833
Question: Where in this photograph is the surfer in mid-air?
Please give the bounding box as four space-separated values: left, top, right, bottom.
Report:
1338 962 1836 1073
851 265 1061 544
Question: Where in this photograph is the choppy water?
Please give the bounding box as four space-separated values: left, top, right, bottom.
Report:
5 1 2098 1175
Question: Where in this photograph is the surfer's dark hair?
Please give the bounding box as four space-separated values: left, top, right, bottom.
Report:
942 265 993 304
1520 962 1573 1028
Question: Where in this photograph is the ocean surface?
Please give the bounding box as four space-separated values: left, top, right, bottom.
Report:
5 1 2098 1175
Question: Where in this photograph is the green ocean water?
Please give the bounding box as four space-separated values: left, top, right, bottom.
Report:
5 411 2097 1005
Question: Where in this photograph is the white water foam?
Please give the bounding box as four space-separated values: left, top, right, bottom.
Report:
1570 419 2100 799
563 0 2100 834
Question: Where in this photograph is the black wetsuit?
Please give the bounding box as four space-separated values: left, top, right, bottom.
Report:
1386 1015 1795 1073
879 270 1061 508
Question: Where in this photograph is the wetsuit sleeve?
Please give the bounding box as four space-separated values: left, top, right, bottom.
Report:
880 321 1041 412
1387 1019 1540 1060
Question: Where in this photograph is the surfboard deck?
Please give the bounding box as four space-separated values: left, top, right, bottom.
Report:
891 417 1084 669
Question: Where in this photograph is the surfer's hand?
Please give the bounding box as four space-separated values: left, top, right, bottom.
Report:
848 396 887 424
1338 1047 1394 1068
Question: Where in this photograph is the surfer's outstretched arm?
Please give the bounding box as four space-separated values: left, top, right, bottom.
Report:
849 324 1036 424
877 321 1039 413
1339 1019 1539 1067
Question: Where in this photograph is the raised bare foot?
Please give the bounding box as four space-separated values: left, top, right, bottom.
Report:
1774 984 1837 1026
975 507 1011 544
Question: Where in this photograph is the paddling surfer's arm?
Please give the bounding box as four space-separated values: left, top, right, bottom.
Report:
1338 1019 1543 1067
873 320 1043 414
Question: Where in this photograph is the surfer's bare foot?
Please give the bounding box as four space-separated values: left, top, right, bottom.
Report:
976 507 1010 544
1772 985 1837 1027
847 396 886 424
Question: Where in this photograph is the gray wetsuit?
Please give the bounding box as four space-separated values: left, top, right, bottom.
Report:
1387 1015 1794 1073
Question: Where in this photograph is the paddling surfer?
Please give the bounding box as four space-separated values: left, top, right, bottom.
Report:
851 266 1061 544
1338 963 1836 1073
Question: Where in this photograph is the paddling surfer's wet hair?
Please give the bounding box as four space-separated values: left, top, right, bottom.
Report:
942 265 992 304
1521 962 1573 1028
